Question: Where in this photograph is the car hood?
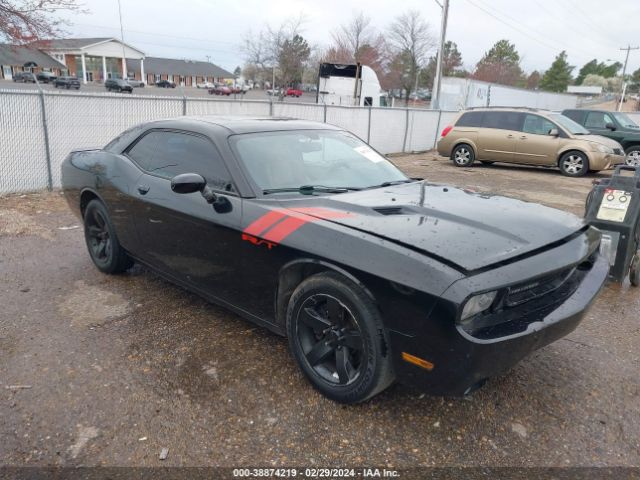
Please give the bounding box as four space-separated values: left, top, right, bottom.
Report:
577 134 624 149
276 182 585 272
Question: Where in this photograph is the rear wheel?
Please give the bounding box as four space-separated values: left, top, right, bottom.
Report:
630 252 640 287
625 146 640 167
451 144 475 167
286 272 394 403
83 200 133 274
559 151 589 177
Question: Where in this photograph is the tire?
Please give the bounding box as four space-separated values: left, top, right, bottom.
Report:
286 272 395 403
83 200 133 274
451 144 475 167
559 150 589 177
630 252 640 287
65 85 70 90
624 146 640 167
481 161 494 165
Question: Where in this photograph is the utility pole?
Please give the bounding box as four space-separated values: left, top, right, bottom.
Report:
117 0 127 80
618 45 639 111
431 0 449 110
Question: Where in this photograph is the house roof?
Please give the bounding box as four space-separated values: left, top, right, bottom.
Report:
127 57 233 78
32 38 113 50
0 44 66 69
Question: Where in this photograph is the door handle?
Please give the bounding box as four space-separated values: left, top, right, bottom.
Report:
137 184 150 195
507 134 514 138
520 135 527 139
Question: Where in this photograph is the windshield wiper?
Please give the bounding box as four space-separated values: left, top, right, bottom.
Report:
263 185 361 195
363 179 415 189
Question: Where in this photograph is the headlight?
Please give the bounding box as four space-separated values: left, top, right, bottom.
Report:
592 143 613 154
460 291 498 322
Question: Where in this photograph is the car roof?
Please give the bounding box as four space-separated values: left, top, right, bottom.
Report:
146 116 342 135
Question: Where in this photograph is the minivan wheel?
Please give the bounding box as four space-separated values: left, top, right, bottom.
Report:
286 272 395 403
625 147 640 166
559 151 589 177
452 144 475 167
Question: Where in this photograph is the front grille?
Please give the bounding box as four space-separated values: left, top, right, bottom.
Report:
504 267 575 307
613 148 622 155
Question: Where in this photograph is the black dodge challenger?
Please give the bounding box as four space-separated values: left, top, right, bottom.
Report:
61 116 609 403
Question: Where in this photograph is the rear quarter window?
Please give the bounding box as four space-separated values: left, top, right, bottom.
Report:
456 111 484 127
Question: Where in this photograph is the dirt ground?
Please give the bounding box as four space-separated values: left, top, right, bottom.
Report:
1 154 639 471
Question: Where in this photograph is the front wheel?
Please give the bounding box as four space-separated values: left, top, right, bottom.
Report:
83 200 133 274
625 146 640 167
451 144 475 167
630 252 640 287
286 272 394 403
559 151 589 177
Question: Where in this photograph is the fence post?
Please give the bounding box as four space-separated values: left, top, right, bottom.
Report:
486 84 491 107
323 103 327 123
433 110 443 149
182 94 187 116
402 108 410 153
38 88 53 191
366 106 372 143
269 100 273 117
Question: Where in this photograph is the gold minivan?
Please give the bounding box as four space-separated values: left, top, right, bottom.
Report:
436 107 625 176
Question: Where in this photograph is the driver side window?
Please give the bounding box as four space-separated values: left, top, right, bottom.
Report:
127 130 234 191
585 112 613 129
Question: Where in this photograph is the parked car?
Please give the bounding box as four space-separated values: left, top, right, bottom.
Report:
266 88 282 96
36 71 57 83
286 88 303 97
105 78 133 93
13 72 36 83
61 116 608 403
196 81 214 89
437 107 625 177
54 76 81 90
208 85 231 95
562 109 640 166
229 86 247 94
124 77 145 87
155 80 176 88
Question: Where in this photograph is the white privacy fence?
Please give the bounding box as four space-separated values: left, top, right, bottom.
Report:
0 89 456 194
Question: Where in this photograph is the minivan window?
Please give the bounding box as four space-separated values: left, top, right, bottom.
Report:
522 114 556 135
456 111 484 127
481 111 524 131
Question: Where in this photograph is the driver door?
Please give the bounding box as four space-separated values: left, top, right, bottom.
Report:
125 129 245 306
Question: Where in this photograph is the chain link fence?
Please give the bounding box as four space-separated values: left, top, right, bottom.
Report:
0 88 454 195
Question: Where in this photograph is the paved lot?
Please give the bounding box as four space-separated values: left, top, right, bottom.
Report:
1 155 639 469
0 79 318 103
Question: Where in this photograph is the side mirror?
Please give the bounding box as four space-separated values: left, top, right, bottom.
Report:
549 128 559 137
171 173 206 194
605 122 616 131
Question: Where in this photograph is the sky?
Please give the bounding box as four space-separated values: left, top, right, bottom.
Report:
62 0 640 76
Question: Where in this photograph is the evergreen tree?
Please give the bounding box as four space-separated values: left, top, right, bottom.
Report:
474 39 523 86
539 51 574 92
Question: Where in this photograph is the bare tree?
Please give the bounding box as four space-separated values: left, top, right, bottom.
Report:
331 11 375 63
387 10 435 100
0 0 85 44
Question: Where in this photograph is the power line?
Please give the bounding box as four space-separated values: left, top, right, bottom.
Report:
465 0 593 61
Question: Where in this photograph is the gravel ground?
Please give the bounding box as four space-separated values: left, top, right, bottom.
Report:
1 154 639 470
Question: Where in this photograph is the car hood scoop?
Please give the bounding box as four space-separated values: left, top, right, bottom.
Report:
278 182 585 272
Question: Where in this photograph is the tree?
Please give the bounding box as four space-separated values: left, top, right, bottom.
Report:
387 10 435 100
331 11 375 63
0 0 84 44
278 34 311 86
473 39 523 86
233 66 241 77
539 51 574 92
575 59 622 84
526 70 541 89
582 74 607 89
420 41 465 91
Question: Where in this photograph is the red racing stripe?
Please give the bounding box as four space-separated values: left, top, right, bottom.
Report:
243 210 287 236
261 216 308 243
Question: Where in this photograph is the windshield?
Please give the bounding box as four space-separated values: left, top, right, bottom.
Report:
548 113 590 135
612 112 639 128
231 130 408 194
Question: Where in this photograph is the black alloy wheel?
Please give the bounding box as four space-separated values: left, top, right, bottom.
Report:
83 200 132 274
287 272 395 403
296 293 365 386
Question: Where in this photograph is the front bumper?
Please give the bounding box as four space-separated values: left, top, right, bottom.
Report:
589 152 626 170
388 250 608 396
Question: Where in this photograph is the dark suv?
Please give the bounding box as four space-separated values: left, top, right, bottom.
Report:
105 78 133 93
562 109 640 166
36 71 57 83
54 76 81 90
13 72 36 83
